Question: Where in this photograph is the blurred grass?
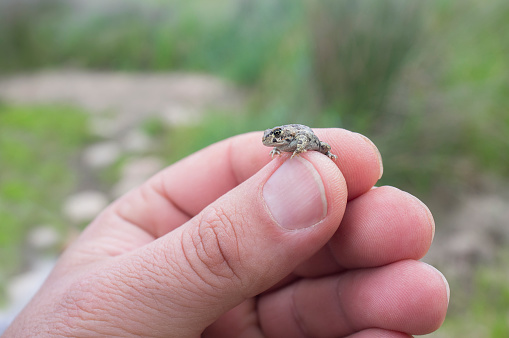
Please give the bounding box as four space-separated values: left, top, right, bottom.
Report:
0 0 508 333
135 111 283 165
441 253 509 337
1 0 506 193
0 0 302 85
0 104 91 296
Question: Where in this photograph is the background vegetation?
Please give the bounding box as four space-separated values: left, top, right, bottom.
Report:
1 0 508 335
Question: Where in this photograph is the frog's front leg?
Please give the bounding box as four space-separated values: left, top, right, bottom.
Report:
290 135 309 159
269 147 281 158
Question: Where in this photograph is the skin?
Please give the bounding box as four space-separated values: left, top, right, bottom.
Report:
4 128 449 337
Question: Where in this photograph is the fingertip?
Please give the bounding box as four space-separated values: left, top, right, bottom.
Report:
422 262 450 306
328 186 435 270
353 132 384 180
395 187 436 246
380 186 435 246
315 128 382 199
359 260 449 335
413 194 436 243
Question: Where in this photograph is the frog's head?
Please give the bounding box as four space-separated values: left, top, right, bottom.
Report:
262 127 288 147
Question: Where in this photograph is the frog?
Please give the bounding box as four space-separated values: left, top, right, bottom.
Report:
262 124 337 160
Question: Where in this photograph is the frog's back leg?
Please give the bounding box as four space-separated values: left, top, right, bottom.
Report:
319 141 338 160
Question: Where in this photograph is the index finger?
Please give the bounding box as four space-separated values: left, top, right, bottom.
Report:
112 128 382 238
163 128 382 212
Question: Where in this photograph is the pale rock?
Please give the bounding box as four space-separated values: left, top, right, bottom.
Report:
121 129 153 153
63 190 109 223
112 156 164 197
27 226 61 250
82 142 121 169
161 104 201 126
89 116 119 138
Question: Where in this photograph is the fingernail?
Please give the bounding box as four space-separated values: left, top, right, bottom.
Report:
263 157 327 230
356 133 383 180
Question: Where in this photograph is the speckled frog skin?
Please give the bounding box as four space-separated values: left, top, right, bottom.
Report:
262 124 338 160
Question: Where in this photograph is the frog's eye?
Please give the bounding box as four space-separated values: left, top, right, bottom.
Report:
273 128 282 137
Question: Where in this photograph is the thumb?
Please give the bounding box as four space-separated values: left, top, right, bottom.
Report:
133 152 347 336
55 152 346 337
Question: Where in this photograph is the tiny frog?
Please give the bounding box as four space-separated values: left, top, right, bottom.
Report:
262 124 337 160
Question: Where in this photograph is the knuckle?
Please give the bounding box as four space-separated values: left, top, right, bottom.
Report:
182 205 244 286
52 277 111 334
52 268 153 336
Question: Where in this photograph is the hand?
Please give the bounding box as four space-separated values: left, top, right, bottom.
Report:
5 129 449 337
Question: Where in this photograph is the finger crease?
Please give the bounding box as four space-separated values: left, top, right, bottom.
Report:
155 174 193 220
290 283 312 338
326 240 347 271
227 136 243 186
335 275 357 334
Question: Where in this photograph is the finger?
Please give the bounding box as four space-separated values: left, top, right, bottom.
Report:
201 304 414 338
346 329 412 338
258 260 449 337
53 152 348 337
294 186 435 277
315 128 383 201
106 128 381 239
202 300 263 338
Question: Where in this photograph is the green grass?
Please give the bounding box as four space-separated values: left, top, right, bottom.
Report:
0 0 303 86
2 0 506 188
0 104 92 297
134 111 278 165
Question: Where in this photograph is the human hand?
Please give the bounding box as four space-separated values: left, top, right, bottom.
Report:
5 129 449 337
